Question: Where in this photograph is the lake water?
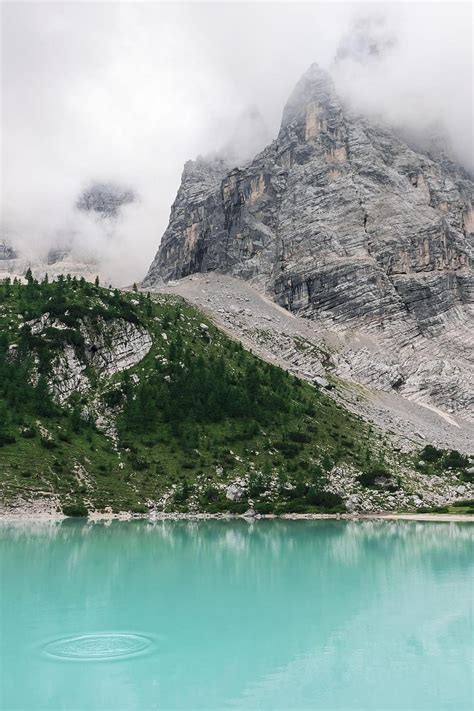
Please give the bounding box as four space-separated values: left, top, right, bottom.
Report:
0 519 472 710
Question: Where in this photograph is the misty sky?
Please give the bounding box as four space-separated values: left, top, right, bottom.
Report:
1 1 472 284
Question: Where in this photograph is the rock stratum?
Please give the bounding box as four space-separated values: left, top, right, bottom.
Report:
144 64 473 422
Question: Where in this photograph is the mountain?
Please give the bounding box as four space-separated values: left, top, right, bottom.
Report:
143 64 473 422
76 181 136 219
1 277 472 517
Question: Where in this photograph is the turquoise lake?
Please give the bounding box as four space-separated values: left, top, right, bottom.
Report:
0 519 472 710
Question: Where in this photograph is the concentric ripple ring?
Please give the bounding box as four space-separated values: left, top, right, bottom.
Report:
44 633 152 661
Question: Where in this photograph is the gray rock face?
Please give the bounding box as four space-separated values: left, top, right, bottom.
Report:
26 313 152 405
0 240 17 260
77 182 136 219
146 157 230 282
81 317 152 376
144 64 473 420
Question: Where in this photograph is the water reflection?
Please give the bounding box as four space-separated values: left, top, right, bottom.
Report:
1 519 472 710
2 515 472 538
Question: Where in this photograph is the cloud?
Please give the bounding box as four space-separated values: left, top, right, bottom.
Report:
1 2 472 285
331 3 473 166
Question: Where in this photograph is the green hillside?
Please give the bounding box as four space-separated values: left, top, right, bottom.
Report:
0 274 469 516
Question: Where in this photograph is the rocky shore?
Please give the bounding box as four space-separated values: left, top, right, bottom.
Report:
1 506 472 524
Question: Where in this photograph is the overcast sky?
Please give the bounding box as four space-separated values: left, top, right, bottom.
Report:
1 1 472 284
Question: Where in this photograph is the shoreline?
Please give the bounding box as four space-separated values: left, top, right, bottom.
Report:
1 511 473 523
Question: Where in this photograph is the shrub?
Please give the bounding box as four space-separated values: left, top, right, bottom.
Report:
418 506 449 514
278 500 309 513
130 504 149 514
357 465 392 488
287 481 308 499
40 436 57 449
20 427 36 439
103 389 123 407
174 480 192 504
420 445 443 462
62 502 88 517
248 474 267 497
274 441 299 457
322 454 334 471
225 501 248 514
443 450 469 470
201 486 220 503
357 470 377 487
306 489 344 509
308 465 325 483
340 437 354 449
254 502 274 515
129 454 149 471
287 431 312 444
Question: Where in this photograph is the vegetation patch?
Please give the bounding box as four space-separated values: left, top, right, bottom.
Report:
357 465 400 491
62 502 89 517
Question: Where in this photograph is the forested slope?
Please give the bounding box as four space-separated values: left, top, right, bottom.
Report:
0 275 471 516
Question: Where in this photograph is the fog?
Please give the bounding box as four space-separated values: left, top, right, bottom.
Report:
1 1 472 284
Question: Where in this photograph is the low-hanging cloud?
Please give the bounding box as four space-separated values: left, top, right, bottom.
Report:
1 1 472 285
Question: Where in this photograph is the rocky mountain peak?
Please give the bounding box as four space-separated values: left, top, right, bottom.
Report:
280 63 337 129
143 62 473 423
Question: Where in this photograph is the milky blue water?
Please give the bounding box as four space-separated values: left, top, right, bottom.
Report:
0 520 472 711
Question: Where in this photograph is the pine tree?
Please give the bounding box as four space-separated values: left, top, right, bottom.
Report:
145 293 153 316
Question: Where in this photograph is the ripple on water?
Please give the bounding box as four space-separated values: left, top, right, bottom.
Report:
43 633 153 661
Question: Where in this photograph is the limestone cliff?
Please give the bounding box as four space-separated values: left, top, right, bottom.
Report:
144 64 473 420
26 312 152 406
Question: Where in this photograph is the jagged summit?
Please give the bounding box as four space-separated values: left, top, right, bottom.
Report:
280 63 336 129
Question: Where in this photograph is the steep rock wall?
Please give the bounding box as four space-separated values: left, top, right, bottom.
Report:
143 64 473 419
